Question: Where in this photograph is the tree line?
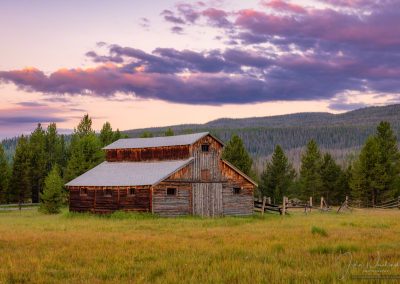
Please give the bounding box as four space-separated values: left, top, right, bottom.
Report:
0 115 123 209
222 121 400 206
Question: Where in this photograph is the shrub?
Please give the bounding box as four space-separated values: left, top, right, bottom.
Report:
39 166 64 214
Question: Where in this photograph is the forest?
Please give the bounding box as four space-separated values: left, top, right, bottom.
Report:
1 105 400 210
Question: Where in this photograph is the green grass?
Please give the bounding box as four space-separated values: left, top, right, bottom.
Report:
0 208 400 283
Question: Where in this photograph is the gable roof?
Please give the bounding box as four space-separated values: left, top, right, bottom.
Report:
65 158 194 187
103 132 223 150
221 159 258 187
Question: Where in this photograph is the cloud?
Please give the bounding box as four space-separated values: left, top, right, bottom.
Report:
1 1 400 106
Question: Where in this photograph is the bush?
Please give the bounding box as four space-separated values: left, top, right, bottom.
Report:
39 166 64 214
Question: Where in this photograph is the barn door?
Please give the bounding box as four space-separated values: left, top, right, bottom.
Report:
192 183 223 217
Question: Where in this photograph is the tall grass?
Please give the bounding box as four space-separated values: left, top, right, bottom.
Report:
0 209 399 283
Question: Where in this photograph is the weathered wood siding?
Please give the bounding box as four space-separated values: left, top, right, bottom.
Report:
222 184 253 216
68 186 151 213
192 183 223 217
220 162 254 216
190 135 223 182
106 145 190 162
153 182 191 217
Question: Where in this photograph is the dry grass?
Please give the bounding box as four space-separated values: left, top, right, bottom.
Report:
0 209 400 283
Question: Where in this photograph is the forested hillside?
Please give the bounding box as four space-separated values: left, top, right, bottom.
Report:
123 104 400 170
2 104 400 170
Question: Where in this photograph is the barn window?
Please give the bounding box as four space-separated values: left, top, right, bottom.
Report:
128 188 135 196
201 144 210 152
233 187 241 195
104 189 112 197
167 188 177 196
80 188 88 196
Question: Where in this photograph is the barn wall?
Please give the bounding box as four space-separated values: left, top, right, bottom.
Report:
190 135 223 182
106 145 190 162
68 186 151 213
152 182 191 217
222 184 253 216
220 162 255 216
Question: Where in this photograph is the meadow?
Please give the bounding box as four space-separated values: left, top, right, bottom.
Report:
0 209 400 283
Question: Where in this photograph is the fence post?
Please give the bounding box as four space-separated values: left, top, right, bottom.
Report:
345 196 349 208
320 197 324 210
282 196 286 216
267 197 271 205
398 196 400 210
261 196 266 216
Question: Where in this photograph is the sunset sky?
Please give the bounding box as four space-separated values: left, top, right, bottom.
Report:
0 0 399 138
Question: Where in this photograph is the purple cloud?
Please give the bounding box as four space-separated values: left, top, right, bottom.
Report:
1 1 400 106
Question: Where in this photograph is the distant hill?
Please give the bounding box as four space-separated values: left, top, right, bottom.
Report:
2 104 400 172
123 104 400 171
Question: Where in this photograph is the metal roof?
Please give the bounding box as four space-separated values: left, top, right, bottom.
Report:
65 158 194 187
103 132 212 150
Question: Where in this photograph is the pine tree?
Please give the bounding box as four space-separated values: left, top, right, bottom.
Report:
299 140 323 201
45 123 64 172
260 145 295 203
140 131 153 138
39 166 64 214
320 153 343 205
164 128 174 136
0 144 9 203
75 114 95 137
374 121 400 201
29 124 47 203
65 115 104 182
9 136 32 203
222 134 253 176
99 122 114 147
350 137 379 205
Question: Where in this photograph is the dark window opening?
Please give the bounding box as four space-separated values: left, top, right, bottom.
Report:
233 187 241 195
201 144 210 152
128 188 135 196
167 188 177 196
80 188 88 196
104 189 112 197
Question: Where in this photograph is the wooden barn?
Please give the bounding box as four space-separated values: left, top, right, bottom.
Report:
65 132 257 217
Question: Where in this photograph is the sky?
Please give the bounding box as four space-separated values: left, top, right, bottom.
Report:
0 0 399 138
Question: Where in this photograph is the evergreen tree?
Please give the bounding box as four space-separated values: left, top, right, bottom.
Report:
39 166 64 214
75 114 95 137
350 137 380 205
65 115 104 182
320 153 343 204
99 122 114 147
0 144 9 203
299 140 323 201
45 123 64 172
260 145 295 203
9 136 31 203
140 131 153 138
222 134 253 176
374 121 400 200
29 124 47 203
164 128 174 136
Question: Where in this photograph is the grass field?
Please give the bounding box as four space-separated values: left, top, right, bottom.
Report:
0 209 400 283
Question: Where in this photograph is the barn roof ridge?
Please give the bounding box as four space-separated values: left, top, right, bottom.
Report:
103 132 223 150
65 158 194 187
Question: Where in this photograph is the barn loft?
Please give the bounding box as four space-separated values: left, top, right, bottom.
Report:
65 132 257 217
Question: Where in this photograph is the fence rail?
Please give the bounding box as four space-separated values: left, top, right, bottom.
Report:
0 203 39 211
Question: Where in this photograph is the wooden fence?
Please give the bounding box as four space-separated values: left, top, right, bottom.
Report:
0 203 39 211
